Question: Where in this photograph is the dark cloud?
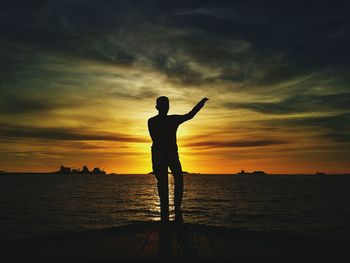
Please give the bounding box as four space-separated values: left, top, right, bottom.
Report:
225 93 350 114
0 94 55 114
149 50 202 84
0 124 147 142
265 113 350 144
110 88 159 100
2 0 349 87
185 139 288 148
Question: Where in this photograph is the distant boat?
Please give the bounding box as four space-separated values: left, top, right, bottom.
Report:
251 171 267 175
237 170 246 175
315 171 326 176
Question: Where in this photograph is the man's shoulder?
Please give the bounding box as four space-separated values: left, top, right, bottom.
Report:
148 115 159 124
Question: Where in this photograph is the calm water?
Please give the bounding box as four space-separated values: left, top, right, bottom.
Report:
0 174 350 242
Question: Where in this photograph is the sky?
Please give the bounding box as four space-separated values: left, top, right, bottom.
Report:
1 0 350 174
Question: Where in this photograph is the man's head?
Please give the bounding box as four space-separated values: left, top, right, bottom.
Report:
156 96 169 115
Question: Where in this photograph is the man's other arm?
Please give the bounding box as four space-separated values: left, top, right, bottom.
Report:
178 98 209 123
148 118 155 142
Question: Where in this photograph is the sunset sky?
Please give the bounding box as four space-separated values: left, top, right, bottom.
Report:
1 0 350 174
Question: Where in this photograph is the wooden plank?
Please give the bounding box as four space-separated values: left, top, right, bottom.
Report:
158 224 174 258
92 227 141 260
33 235 88 260
17 235 80 260
121 223 153 258
176 225 197 258
283 238 319 260
85 231 128 260
140 224 159 258
235 232 263 260
56 233 100 260
193 230 216 258
36 237 69 260
207 231 239 259
227 232 259 261
170 228 180 258
0 234 88 261
108 225 142 257
156 223 181 258
0 240 40 261
240 233 287 261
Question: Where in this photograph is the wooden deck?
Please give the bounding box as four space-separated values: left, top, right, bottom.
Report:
1 221 349 262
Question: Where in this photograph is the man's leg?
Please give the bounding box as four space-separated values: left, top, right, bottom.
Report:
169 152 184 222
152 150 169 222
157 170 169 222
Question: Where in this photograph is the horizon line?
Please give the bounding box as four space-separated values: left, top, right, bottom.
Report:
2 171 350 175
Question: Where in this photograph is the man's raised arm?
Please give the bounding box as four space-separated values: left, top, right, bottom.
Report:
179 98 209 123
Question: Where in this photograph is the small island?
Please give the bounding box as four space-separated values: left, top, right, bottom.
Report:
237 170 267 176
53 165 106 175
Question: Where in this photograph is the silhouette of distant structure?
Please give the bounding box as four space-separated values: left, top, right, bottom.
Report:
82 165 90 173
315 171 326 176
54 165 106 175
92 167 105 174
59 166 71 174
237 169 245 175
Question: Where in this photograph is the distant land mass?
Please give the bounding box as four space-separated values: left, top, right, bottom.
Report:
52 165 107 175
1 169 349 176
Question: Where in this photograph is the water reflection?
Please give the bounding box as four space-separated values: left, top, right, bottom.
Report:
0 174 350 241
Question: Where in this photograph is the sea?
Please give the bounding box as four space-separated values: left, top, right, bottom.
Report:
1 173 350 242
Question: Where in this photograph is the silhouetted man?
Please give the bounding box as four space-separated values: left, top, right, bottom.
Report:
148 96 209 222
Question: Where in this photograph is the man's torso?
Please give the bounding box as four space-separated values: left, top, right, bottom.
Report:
148 115 182 153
